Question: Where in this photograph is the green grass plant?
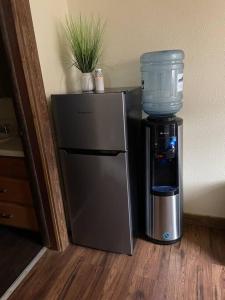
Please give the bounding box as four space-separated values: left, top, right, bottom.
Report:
65 15 105 73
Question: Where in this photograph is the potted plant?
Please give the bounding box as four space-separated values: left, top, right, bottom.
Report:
65 15 105 92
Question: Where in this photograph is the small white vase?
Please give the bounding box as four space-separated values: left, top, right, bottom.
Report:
81 72 94 92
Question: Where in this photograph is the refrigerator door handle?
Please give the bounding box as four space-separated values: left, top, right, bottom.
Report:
60 148 125 156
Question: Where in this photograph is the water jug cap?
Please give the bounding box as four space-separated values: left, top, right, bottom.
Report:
140 49 184 63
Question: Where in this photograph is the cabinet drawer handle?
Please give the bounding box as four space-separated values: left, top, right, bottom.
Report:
0 212 13 219
0 189 7 193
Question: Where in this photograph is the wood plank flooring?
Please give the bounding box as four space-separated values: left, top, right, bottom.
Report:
0 225 42 297
9 224 225 300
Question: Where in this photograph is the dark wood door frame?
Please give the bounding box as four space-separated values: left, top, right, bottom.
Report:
0 0 69 251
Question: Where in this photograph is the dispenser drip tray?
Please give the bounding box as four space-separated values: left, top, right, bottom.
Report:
152 185 178 196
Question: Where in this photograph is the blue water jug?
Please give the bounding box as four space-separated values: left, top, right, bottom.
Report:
140 50 185 116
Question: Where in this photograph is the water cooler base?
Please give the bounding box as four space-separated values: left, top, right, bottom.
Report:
146 235 182 245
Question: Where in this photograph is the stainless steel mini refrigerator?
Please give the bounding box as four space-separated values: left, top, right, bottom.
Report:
52 88 141 254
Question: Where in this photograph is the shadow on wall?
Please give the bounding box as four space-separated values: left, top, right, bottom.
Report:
184 182 225 218
56 22 81 92
103 59 140 88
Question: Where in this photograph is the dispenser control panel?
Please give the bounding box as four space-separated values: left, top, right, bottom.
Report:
154 124 177 160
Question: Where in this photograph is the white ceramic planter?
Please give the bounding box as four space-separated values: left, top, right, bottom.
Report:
81 72 94 92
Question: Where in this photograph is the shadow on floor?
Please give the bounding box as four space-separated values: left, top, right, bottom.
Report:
0 225 42 297
182 223 225 266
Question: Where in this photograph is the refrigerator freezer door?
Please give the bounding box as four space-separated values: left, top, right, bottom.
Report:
60 150 133 254
52 93 127 151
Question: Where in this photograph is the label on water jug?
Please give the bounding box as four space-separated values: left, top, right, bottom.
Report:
177 73 183 92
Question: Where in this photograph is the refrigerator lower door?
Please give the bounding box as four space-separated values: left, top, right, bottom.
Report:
60 150 133 255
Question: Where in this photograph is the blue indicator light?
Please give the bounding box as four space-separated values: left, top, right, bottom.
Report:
170 136 177 146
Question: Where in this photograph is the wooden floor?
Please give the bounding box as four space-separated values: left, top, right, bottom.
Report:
9 224 225 300
0 225 42 297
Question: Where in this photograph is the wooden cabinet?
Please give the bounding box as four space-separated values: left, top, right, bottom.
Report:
0 202 38 230
0 177 33 206
0 157 38 231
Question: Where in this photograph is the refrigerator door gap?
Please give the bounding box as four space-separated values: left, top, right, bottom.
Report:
60 148 125 156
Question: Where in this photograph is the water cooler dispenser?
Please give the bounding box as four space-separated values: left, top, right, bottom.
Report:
141 50 184 244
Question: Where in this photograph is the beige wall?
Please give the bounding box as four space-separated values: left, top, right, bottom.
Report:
67 0 225 217
29 0 69 98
